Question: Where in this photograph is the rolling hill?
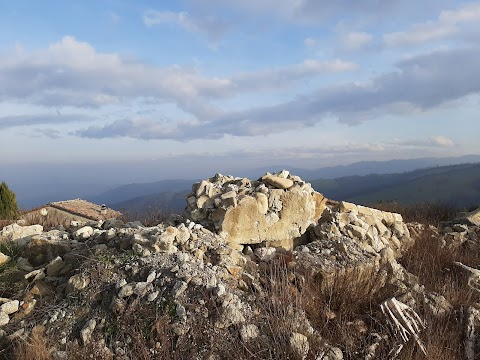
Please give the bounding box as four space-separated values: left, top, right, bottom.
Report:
310 162 480 207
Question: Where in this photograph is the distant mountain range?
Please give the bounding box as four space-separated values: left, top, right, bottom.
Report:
311 162 480 207
248 154 480 179
87 179 197 206
7 154 480 210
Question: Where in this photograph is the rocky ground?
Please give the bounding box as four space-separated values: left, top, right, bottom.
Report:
0 171 480 359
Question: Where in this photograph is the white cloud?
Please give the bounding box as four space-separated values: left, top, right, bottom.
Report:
391 136 456 149
75 46 480 140
384 2 480 46
431 135 455 147
0 113 93 129
231 59 358 90
339 31 373 51
0 37 356 121
0 36 231 118
143 10 229 41
193 0 411 24
303 37 317 48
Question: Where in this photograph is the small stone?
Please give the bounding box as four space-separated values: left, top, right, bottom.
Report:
46 256 65 277
134 282 150 297
0 313 9 326
256 193 268 215
73 226 94 240
24 268 45 281
80 319 96 344
254 247 276 261
0 300 19 315
147 291 159 302
0 252 10 266
289 332 309 359
146 271 156 283
216 284 226 297
116 279 127 289
176 303 187 319
118 284 134 298
171 281 188 298
52 351 68 360
339 201 358 214
240 324 259 342
66 274 90 293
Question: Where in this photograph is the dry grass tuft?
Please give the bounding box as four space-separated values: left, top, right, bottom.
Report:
13 326 52 360
21 211 71 230
371 201 459 225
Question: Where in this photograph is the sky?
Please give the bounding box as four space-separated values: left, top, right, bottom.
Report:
0 0 479 182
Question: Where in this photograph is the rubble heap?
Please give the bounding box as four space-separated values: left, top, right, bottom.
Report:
312 201 413 258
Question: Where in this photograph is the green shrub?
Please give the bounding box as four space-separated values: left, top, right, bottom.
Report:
0 181 19 220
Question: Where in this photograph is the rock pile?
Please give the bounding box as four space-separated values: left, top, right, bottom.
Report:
312 201 413 258
184 170 327 249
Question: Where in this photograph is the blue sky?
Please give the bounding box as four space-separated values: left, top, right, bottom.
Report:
0 0 479 180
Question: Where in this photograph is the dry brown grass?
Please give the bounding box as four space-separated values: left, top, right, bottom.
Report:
21 211 71 230
300 264 393 357
120 207 172 227
400 228 480 308
396 224 480 359
371 201 459 225
13 326 52 360
395 311 464 360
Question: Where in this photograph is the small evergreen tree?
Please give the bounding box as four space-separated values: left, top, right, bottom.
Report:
0 181 19 220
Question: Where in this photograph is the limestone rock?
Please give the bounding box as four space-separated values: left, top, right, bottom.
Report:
0 313 9 327
73 226 94 240
263 175 294 189
311 202 413 259
0 252 10 266
0 224 43 244
289 332 309 359
0 300 19 315
80 319 96 344
318 345 344 360
25 236 71 266
66 274 91 293
239 324 259 342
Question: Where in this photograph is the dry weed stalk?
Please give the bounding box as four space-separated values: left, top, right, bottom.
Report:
381 297 426 356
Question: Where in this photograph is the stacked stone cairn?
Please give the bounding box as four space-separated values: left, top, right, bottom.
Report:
184 170 327 249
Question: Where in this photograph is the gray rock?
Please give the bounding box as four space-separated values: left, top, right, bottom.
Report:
46 256 65 277
16 257 33 271
134 282 150 297
171 281 188 298
176 303 187 320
